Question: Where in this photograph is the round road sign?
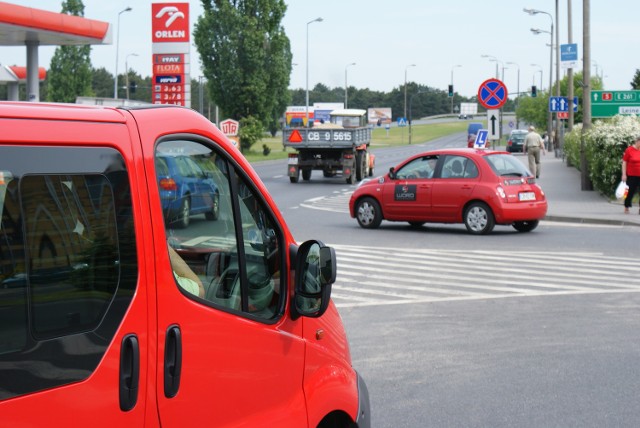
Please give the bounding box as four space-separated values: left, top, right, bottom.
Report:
477 78 508 109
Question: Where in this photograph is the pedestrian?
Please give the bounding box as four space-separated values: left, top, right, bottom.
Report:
621 134 640 214
523 125 546 178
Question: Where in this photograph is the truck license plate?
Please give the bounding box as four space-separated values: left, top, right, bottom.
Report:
288 157 298 165
518 192 536 201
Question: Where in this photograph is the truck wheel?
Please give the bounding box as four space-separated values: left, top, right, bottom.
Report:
355 197 382 229
302 168 312 181
356 151 364 181
289 169 300 183
346 173 355 185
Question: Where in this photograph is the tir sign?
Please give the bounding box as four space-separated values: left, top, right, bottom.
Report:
288 130 303 143
152 3 189 43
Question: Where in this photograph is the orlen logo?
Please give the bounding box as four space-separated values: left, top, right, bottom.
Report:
152 3 189 43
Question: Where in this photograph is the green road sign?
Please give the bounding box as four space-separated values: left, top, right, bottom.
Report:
591 90 640 117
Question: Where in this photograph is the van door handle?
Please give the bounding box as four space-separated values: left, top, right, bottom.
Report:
164 324 182 398
119 334 140 411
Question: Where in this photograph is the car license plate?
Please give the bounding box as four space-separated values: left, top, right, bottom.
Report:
519 192 536 201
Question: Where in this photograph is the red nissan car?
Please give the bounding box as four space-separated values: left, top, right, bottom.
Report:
349 148 547 234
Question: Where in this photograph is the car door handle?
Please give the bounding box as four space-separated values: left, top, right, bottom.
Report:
164 324 182 398
119 334 140 411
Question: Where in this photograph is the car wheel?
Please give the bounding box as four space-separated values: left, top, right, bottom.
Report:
355 197 382 229
463 202 495 235
176 198 190 229
205 192 219 221
513 220 539 232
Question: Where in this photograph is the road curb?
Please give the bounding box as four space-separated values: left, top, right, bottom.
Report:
544 215 640 227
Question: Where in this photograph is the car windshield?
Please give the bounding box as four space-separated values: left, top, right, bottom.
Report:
483 154 531 177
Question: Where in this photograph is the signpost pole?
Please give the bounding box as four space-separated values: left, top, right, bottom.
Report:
581 0 593 190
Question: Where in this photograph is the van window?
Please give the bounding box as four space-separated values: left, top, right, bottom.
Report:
0 146 137 400
156 140 284 321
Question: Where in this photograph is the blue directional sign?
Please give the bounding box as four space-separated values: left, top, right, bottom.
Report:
474 129 489 148
560 43 578 68
549 96 579 112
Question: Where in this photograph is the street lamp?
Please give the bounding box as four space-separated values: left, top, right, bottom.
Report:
305 17 323 127
531 26 554 147
345 62 356 108
525 7 555 150
450 64 461 115
530 63 543 90
125 53 138 100
507 61 520 127
481 54 500 79
404 64 416 120
114 6 132 99
409 90 426 145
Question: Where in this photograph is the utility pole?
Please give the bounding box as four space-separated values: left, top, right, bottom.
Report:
554 0 561 157
567 0 574 131
581 0 593 190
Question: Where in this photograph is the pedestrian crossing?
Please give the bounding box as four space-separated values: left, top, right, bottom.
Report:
301 189 352 213
330 244 640 308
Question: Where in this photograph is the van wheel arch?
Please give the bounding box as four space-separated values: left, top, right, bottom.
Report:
317 410 355 428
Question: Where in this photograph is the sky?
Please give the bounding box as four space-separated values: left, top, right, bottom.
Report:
2 1 639 99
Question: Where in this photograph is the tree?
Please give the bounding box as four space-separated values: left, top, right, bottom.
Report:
631 69 640 89
515 93 549 130
46 0 94 103
194 0 292 145
92 67 114 98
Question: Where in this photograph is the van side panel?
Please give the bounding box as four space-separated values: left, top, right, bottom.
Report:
303 304 360 426
0 116 151 426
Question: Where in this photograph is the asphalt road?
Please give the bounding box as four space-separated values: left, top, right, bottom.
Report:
252 136 640 428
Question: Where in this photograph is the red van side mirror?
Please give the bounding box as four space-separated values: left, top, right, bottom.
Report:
291 240 336 320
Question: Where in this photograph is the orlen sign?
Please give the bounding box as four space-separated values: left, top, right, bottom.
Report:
152 3 189 43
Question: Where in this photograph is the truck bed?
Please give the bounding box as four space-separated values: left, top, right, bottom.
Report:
283 127 371 149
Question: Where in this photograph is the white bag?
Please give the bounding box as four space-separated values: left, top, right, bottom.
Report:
615 181 629 199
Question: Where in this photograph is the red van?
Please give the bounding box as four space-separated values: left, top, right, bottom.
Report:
0 102 369 428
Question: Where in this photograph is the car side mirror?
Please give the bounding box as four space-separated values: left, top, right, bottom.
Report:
290 240 336 320
389 167 396 179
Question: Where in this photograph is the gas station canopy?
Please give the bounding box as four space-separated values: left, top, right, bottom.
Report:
0 1 112 100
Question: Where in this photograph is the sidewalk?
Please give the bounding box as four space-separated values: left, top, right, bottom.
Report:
511 151 640 227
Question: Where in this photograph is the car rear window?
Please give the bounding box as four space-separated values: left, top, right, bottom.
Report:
483 154 531 177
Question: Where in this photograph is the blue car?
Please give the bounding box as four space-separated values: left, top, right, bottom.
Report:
156 154 220 229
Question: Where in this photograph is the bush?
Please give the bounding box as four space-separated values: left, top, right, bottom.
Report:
563 123 582 169
238 115 265 152
566 115 640 198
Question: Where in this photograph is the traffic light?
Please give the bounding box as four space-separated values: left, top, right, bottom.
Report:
129 81 137 94
531 85 537 97
448 84 454 97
